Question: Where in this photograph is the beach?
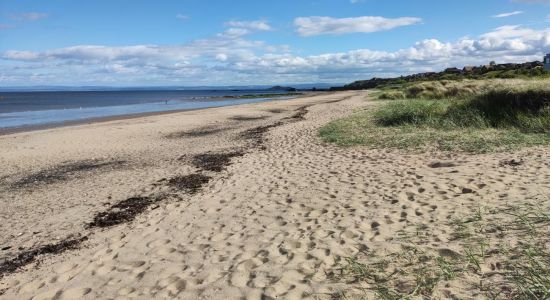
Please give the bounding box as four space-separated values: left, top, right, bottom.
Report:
0 91 549 299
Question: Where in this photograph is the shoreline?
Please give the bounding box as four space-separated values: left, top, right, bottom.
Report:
0 91 356 270
0 92 318 136
1 90 548 299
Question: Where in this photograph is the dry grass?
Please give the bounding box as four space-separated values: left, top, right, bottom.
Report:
377 79 550 100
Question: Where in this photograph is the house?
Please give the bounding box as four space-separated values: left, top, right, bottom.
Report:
544 54 550 71
444 67 461 74
463 66 475 73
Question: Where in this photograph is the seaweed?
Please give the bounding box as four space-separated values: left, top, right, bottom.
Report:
0 236 88 277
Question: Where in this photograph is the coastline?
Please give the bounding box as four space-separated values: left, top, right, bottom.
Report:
0 92 317 136
1 90 549 299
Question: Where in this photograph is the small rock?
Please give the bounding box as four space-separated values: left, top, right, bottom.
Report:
428 161 457 168
461 188 474 194
395 280 415 294
499 159 523 167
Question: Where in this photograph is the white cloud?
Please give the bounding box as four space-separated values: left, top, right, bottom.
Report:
294 16 422 36
176 14 189 20
513 0 550 4
224 20 272 31
1 25 550 85
216 53 228 62
217 20 272 38
492 11 524 18
10 12 49 21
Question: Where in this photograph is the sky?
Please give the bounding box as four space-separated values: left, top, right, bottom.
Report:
1 0 550 87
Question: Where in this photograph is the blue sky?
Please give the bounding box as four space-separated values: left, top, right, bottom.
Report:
1 0 550 86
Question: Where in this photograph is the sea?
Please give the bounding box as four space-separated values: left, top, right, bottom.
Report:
0 89 296 130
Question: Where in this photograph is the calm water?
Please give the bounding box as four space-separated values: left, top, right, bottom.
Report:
0 90 292 129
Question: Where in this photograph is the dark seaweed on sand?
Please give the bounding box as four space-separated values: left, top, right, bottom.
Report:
167 174 211 193
240 121 285 146
88 174 211 228
229 115 269 121
166 126 230 138
284 105 310 121
192 151 245 172
0 236 88 277
267 108 286 114
89 196 157 228
11 160 125 188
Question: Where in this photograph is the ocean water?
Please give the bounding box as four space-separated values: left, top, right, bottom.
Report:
0 90 293 129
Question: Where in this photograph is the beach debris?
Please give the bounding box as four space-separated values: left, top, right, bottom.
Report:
461 188 474 194
10 159 126 188
168 174 211 194
267 108 286 114
323 97 352 104
284 105 310 121
0 236 87 277
229 115 269 121
88 166 215 229
88 196 158 228
165 125 231 138
499 158 524 167
240 105 310 148
240 121 284 147
428 161 457 168
192 151 245 172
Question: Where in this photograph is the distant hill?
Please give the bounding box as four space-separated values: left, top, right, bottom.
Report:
0 83 339 92
331 61 547 91
268 86 297 92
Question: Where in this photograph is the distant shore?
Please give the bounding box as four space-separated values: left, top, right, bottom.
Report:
0 92 316 136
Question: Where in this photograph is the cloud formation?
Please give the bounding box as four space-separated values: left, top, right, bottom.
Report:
294 16 422 36
218 20 272 38
10 12 49 21
492 11 524 18
176 14 189 20
224 20 272 31
513 0 550 4
1 24 549 85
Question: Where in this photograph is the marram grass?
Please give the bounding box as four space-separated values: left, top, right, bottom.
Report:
320 79 550 153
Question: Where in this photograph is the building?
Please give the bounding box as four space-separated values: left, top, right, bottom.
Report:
545 54 550 71
444 67 461 74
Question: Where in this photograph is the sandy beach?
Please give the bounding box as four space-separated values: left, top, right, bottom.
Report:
1 91 549 299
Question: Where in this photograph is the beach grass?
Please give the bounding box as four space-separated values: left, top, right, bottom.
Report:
320 79 550 153
331 203 550 299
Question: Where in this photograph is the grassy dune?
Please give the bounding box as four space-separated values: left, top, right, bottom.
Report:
322 80 550 298
321 79 550 153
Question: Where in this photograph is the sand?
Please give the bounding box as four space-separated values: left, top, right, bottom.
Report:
0 91 549 299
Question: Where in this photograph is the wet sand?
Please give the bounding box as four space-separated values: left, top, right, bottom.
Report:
0 91 549 299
